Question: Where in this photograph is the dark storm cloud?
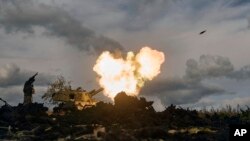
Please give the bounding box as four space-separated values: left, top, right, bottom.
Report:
0 87 23 105
118 0 171 30
0 0 123 53
0 64 54 87
229 0 250 7
141 76 226 105
117 0 244 31
141 55 238 105
228 65 250 80
185 55 234 81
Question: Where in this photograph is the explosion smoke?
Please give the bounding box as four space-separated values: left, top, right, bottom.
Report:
93 46 165 99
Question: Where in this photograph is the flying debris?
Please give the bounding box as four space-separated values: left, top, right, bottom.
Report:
199 30 206 35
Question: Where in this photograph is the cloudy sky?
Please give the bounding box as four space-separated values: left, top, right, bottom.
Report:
0 0 250 110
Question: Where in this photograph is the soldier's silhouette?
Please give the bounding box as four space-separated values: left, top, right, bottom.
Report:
23 72 38 105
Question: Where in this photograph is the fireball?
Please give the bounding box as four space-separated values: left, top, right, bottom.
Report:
93 46 165 99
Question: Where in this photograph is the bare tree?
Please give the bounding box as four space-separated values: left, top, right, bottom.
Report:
42 76 72 104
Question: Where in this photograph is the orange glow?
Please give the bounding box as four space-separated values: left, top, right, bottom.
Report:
93 46 165 99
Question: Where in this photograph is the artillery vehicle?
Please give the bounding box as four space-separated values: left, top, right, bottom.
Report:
52 87 103 110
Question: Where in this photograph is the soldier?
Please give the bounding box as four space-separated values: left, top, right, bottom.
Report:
23 72 38 105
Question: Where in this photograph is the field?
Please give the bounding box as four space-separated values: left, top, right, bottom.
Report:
0 92 249 141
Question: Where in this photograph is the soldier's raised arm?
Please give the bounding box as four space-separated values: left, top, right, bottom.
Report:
28 72 38 83
31 72 38 79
